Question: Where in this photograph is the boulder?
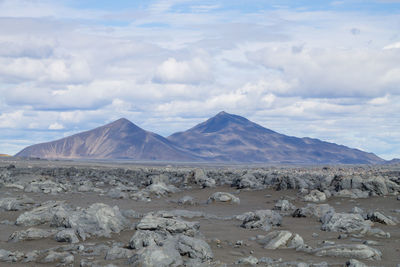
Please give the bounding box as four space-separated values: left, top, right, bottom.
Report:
0 249 23 262
128 241 183 267
313 244 381 261
240 210 282 231
321 213 372 234
207 192 240 204
9 228 56 242
105 246 135 260
55 229 79 243
235 256 259 265
177 235 213 261
0 196 34 211
273 199 296 214
232 173 261 189
345 259 368 267
366 211 397 226
16 201 68 226
194 169 216 188
178 195 196 206
293 204 335 221
257 230 304 249
304 190 327 202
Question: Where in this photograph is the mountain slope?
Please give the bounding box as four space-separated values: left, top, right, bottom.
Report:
167 111 384 164
16 118 200 161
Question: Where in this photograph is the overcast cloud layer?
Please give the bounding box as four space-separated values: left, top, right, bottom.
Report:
0 0 399 159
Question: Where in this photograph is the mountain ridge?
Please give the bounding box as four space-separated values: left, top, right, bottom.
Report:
16 112 385 164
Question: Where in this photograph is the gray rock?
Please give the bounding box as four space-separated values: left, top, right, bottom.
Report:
16 201 68 226
177 235 213 261
207 192 240 204
105 246 134 260
128 241 183 267
345 259 368 267
321 213 372 234
136 214 200 236
235 255 259 265
129 230 166 249
9 228 56 242
0 249 23 262
233 173 261 189
107 188 128 199
304 190 327 202
334 189 369 199
293 204 335 221
273 199 296 214
194 169 216 188
257 230 304 249
0 196 34 211
147 182 179 196
178 195 196 205
240 210 282 231
52 203 129 237
313 244 381 260
366 211 397 225
41 251 74 264
55 229 79 243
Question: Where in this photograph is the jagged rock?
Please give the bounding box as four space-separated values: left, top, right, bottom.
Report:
240 210 282 231
178 195 196 205
107 188 128 199
313 244 381 260
24 179 70 194
273 199 296 214
345 259 368 267
136 214 200 236
41 251 74 264
235 256 259 265
232 173 261 189
207 192 240 204
321 213 372 234
55 229 79 243
129 230 166 249
194 169 216 188
177 235 213 261
51 203 129 237
0 249 23 262
128 241 183 267
334 189 369 199
293 204 335 220
9 228 56 242
366 211 397 225
304 190 327 202
257 230 304 249
105 246 135 260
147 182 179 196
16 201 68 226
0 196 35 211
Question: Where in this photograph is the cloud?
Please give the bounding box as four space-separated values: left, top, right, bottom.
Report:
153 57 212 84
48 122 64 130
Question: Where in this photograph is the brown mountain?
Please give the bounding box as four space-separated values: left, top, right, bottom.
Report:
15 118 200 161
167 111 385 164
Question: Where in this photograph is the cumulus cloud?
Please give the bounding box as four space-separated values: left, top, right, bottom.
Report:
48 122 64 130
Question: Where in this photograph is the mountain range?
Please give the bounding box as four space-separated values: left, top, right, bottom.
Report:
15 111 385 164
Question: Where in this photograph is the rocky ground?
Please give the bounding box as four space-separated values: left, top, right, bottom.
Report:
0 158 399 267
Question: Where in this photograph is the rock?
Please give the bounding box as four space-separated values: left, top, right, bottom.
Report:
194 169 216 188
232 173 260 189
24 179 69 195
16 201 68 226
235 255 259 265
0 196 34 211
55 229 79 243
313 244 381 260
304 190 327 202
334 189 369 199
9 228 56 242
128 241 183 267
293 204 335 221
41 251 74 264
0 249 23 262
147 182 178 196
129 230 166 249
107 188 128 199
51 203 129 237
177 235 213 261
321 213 372 234
366 211 397 225
240 210 282 231
105 246 135 260
273 199 296 214
345 259 368 267
178 195 196 205
257 230 304 249
207 192 240 204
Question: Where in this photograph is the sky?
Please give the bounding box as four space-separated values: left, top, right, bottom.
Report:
0 0 399 159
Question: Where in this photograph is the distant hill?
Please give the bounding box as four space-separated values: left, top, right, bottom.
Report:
0 154 11 157
16 112 385 164
15 118 200 161
386 158 400 165
167 111 385 164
